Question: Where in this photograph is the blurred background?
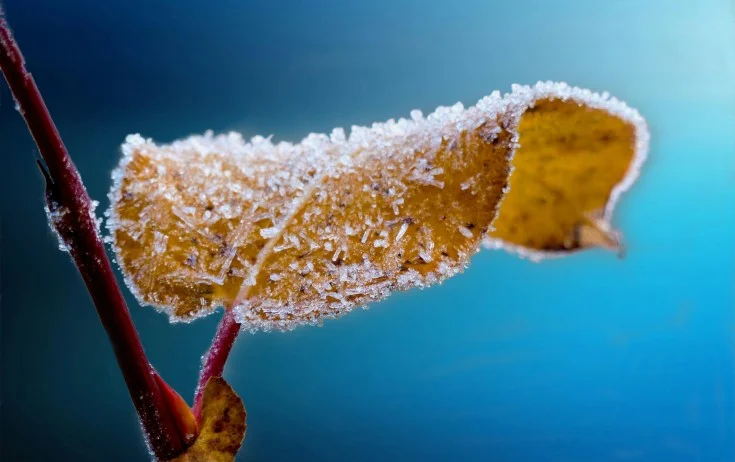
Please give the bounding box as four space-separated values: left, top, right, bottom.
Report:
1 1 734 460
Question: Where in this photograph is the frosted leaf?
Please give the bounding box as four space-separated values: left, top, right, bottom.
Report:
108 95 510 328
107 81 648 331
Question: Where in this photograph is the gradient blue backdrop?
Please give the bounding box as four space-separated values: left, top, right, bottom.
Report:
1 1 734 461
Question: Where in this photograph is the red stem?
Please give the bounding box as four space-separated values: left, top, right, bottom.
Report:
193 308 241 420
0 9 186 460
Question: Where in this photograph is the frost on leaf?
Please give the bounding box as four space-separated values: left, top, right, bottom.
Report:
108 94 512 330
485 82 649 260
170 377 246 462
107 81 648 331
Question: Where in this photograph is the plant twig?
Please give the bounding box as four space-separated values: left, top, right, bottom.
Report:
0 8 187 459
193 308 241 420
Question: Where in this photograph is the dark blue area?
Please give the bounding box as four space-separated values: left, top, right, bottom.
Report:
2 1 734 461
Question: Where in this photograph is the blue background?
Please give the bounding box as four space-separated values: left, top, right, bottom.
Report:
1 1 734 460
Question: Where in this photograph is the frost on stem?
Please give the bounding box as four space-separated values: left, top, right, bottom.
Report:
106 81 648 332
44 200 70 252
45 198 103 253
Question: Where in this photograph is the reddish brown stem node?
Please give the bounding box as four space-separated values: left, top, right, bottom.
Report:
0 8 187 459
193 308 241 420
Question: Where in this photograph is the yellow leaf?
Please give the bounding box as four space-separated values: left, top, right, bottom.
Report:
485 83 648 260
106 82 648 331
108 93 513 330
170 377 246 462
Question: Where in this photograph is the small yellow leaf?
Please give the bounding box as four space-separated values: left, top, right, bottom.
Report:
485 83 648 260
171 377 246 462
107 82 648 331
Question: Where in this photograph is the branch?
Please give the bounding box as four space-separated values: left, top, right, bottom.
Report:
0 8 188 459
193 308 241 420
